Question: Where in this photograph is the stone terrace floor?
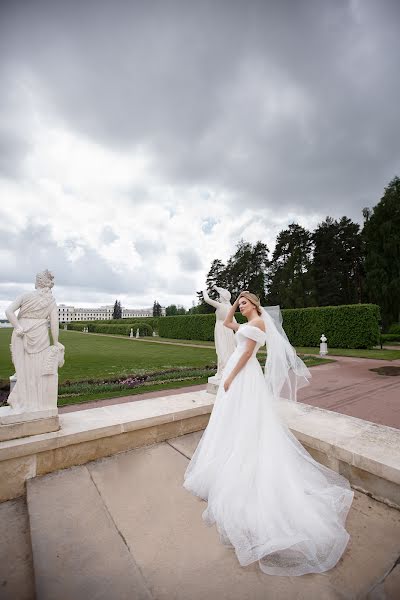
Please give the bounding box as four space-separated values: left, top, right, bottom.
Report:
1 430 400 600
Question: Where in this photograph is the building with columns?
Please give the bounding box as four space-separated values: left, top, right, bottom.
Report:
58 304 166 322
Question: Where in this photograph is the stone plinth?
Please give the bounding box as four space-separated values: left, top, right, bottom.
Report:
0 407 60 442
206 382 218 394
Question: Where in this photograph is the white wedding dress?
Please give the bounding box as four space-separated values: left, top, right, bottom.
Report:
183 323 354 576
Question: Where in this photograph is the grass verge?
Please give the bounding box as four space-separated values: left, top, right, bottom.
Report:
295 347 400 361
58 377 208 406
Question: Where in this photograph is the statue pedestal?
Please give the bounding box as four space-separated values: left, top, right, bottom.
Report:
0 406 60 442
206 376 219 395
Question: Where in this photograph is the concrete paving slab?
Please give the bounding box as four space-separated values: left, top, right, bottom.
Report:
0 497 35 600
367 563 400 599
382 564 400 599
27 465 152 600
86 441 400 599
169 431 400 598
168 429 203 458
88 443 343 599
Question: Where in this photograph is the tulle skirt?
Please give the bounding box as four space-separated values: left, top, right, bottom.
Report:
183 351 354 576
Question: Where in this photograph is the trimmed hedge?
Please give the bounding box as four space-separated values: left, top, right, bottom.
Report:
93 317 162 330
158 313 244 342
388 323 400 335
67 322 153 336
381 333 400 343
281 304 380 349
67 323 86 331
64 317 161 331
158 304 380 349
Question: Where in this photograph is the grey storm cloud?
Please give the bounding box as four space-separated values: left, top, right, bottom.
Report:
0 222 150 295
134 238 166 259
178 249 203 272
100 226 119 245
0 0 399 219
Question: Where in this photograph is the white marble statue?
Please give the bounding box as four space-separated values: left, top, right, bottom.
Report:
136 327 140 338
4 269 65 414
203 286 236 383
320 334 328 356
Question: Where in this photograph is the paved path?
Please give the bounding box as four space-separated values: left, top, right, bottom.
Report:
297 355 400 429
60 356 400 429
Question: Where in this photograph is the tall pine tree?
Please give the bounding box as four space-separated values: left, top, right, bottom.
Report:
112 299 122 319
267 223 314 308
152 300 162 317
194 240 269 312
195 259 228 313
312 217 364 306
224 240 269 303
363 176 400 326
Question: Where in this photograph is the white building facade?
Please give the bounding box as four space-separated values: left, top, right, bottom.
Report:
58 304 166 322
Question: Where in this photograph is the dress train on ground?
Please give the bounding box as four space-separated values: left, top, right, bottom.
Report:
183 323 354 576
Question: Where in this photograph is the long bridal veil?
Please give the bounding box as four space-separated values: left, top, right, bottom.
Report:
261 305 311 402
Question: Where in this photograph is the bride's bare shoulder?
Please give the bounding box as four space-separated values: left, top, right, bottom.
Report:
249 317 266 332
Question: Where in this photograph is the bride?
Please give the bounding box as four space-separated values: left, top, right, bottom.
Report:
183 291 354 576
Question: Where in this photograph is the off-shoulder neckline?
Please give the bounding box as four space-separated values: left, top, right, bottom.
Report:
239 323 266 334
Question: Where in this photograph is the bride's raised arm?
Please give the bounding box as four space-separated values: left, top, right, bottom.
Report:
223 295 240 332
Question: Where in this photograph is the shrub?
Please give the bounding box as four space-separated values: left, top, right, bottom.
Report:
381 333 400 342
66 317 162 332
158 304 380 349
388 323 400 335
158 313 246 341
67 323 87 331
281 304 380 349
66 322 153 336
91 323 153 336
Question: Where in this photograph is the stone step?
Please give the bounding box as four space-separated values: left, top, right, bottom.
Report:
84 442 343 600
26 465 152 600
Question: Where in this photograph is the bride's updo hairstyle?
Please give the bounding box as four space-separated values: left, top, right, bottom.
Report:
238 291 262 316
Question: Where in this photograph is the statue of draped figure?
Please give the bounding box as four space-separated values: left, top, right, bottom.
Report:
5 269 64 414
203 286 236 384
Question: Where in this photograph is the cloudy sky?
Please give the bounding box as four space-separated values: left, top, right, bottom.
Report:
0 0 399 317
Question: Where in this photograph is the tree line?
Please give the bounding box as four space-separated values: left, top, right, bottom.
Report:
193 176 400 328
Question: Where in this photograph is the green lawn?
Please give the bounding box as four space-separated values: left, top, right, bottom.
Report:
0 329 217 383
141 335 215 347
0 328 333 407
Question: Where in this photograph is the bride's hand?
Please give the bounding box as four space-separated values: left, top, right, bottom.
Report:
224 378 232 392
233 295 241 307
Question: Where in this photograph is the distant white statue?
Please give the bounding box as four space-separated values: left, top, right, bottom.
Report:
130 328 134 338
320 334 328 356
4 269 65 414
203 286 236 383
136 327 140 338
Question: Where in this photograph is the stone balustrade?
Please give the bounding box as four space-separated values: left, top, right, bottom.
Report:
0 391 399 508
